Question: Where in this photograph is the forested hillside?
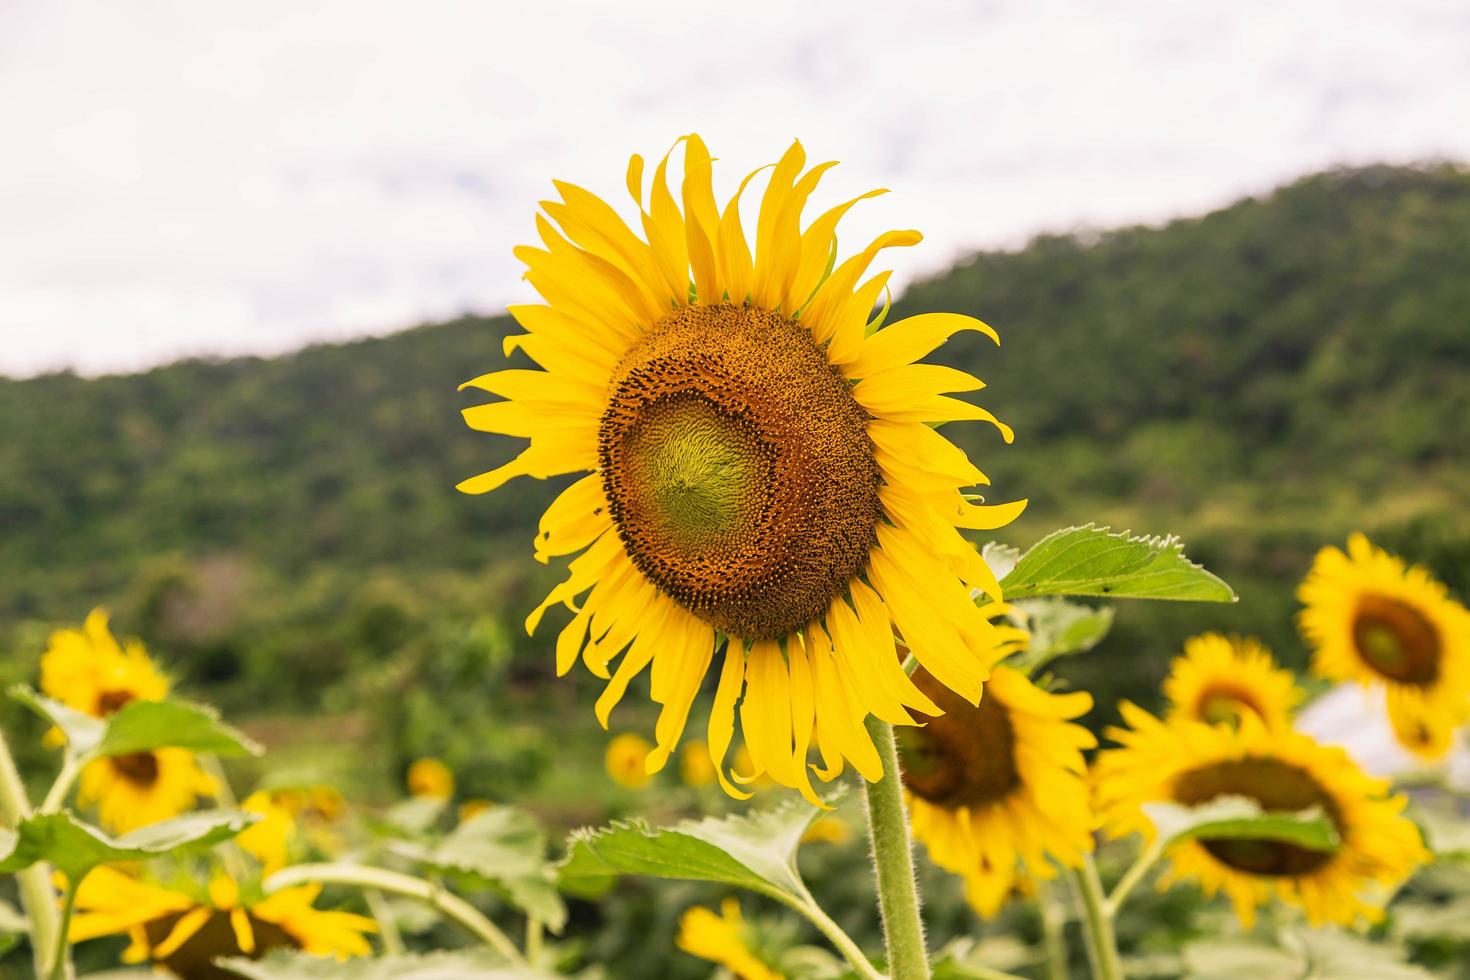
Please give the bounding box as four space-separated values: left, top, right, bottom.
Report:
3 164 1468 775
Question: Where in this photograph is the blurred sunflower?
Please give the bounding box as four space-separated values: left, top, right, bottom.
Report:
679 738 716 788
605 732 653 788
1095 704 1427 927
40 609 215 832
676 898 783 980
405 757 455 799
237 791 296 875
1163 633 1301 730
1298 534 1470 759
459 135 1026 800
68 867 376 979
899 665 1095 917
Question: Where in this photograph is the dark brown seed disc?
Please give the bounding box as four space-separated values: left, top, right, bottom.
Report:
1173 757 1341 876
145 911 298 979
598 303 882 641
1352 593 1441 685
898 667 1022 808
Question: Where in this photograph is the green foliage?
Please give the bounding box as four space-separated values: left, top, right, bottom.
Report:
559 796 824 901
1005 598 1115 675
1144 796 1340 852
217 949 545 979
6 687 103 756
0 809 255 882
93 699 261 758
1182 930 1434 979
389 808 566 932
1001 525 1235 602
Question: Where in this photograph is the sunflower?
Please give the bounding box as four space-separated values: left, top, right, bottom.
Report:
68 867 376 979
676 898 783 980
1298 534 1470 759
679 738 716 788
605 732 654 788
1094 703 1427 927
1163 633 1301 730
899 665 1095 917
459 136 1026 800
40 609 215 832
405 757 455 799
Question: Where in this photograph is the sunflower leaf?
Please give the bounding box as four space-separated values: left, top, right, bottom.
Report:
1005 599 1115 675
1145 795 1340 852
215 949 549 979
1000 525 1235 602
557 796 824 901
7 685 105 756
0 809 258 882
90 699 262 760
389 808 566 933
1182 929 1432 979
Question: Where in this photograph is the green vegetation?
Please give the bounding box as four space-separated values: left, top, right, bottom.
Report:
3 163 1469 807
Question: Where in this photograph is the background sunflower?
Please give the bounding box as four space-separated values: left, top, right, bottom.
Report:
901 665 1095 918
1162 632 1301 730
1095 704 1428 927
1299 534 1470 759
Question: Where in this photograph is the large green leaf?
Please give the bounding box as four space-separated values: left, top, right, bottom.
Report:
1183 930 1432 979
1145 795 1340 852
1004 598 1115 675
8 686 105 756
1000 525 1235 602
217 950 549 979
7 687 260 761
0 809 258 882
390 808 566 932
95 699 262 759
558 796 823 901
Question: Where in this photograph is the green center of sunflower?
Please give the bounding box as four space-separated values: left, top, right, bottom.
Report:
1352 593 1440 685
1173 757 1340 876
898 668 1021 808
599 303 881 640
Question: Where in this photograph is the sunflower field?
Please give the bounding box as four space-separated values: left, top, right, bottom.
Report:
3 138 1470 980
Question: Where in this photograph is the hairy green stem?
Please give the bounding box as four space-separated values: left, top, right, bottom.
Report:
0 727 64 979
774 885 884 980
1073 857 1122 980
265 862 525 965
48 882 78 980
525 915 544 966
1037 879 1070 980
1105 837 1163 918
363 887 405 956
862 715 930 980
39 754 82 814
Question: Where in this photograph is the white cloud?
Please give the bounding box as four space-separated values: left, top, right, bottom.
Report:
1 0 1467 375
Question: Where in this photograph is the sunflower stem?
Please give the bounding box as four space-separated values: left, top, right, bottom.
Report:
776 884 884 980
1104 837 1163 918
265 862 526 966
525 914 544 966
861 715 930 980
39 752 82 814
47 879 78 980
0 726 64 980
195 752 251 883
364 887 405 956
1073 857 1123 980
1037 879 1070 980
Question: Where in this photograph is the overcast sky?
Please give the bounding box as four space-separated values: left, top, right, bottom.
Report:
2 0 1467 377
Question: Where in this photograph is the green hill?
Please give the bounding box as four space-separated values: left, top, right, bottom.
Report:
3 163 1469 786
